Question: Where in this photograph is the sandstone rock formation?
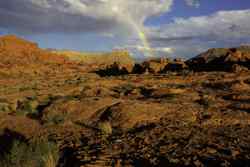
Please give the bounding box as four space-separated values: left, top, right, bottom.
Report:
95 62 129 77
161 58 188 72
52 49 135 72
0 35 67 64
132 58 169 74
0 35 93 78
186 47 250 71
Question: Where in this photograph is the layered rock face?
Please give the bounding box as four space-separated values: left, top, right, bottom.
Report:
0 35 67 64
186 47 250 71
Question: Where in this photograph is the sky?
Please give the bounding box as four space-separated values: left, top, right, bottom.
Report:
0 0 250 58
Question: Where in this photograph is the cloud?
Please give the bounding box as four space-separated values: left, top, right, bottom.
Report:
134 45 174 54
147 9 250 58
0 0 173 34
115 44 175 58
149 9 250 41
137 46 174 53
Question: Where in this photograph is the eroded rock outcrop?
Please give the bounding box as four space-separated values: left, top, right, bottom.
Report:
53 49 135 72
161 58 188 72
186 47 250 71
95 62 129 77
0 35 88 77
132 58 169 74
0 35 67 64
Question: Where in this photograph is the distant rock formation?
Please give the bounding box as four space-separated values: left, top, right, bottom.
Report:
132 58 169 74
3 34 250 75
186 47 250 71
0 35 67 65
161 58 188 72
0 35 38 52
144 58 169 73
52 49 135 72
95 62 129 77
131 63 147 74
0 35 85 76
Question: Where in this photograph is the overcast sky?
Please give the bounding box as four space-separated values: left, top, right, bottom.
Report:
0 0 250 58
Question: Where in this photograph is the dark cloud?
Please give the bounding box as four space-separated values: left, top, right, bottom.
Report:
0 0 121 34
0 0 173 34
149 36 195 43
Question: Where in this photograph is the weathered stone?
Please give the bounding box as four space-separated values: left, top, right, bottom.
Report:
186 47 250 71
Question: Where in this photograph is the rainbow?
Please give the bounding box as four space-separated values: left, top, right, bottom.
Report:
131 21 154 57
111 5 154 57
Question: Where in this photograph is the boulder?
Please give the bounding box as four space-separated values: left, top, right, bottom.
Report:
131 63 147 74
95 62 129 77
132 57 169 74
161 58 187 72
145 58 169 73
231 64 249 73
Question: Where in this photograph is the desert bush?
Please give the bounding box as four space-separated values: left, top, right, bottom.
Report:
42 111 68 125
16 97 39 116
0 103 11 113
98 121 112 136
0 140 59 167
112 84 135 96
49 114 67 125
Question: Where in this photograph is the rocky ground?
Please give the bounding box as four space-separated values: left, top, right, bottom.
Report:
0 35 250 167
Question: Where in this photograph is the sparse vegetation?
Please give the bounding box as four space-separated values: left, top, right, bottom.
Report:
43 111 68 125
98 121 112 136
0 140 59 167
16 98 39 116
0 103 11 113
112 83 135 96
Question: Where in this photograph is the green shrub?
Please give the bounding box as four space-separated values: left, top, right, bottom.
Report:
0 140 59 167
16 98 39 116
